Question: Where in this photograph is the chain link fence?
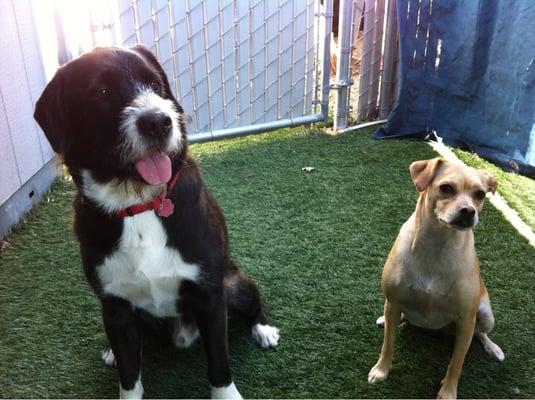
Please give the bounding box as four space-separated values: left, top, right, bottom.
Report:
115 0 332 141
41 0 397 138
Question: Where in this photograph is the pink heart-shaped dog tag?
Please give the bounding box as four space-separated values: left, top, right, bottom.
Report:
157 198 174 217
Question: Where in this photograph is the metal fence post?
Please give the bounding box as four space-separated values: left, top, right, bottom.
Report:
320 0 333 120
357 0 375 121
367 0 385 120
379 0 398 119
330 0 398 131
333 0 353 131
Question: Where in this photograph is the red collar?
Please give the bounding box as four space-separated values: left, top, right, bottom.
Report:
109 170 181 219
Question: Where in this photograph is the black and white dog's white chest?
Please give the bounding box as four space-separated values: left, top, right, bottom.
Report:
97 211 199 318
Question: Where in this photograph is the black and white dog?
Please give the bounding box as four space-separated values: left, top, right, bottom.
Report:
34 45 279 399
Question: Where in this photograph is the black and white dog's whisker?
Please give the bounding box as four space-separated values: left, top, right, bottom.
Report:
34 45 279 399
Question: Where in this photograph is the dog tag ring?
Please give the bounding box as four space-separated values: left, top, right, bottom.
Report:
157 198 174 217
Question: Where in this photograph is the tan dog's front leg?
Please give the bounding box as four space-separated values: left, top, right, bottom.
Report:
437 314 476 399
368 300 401 383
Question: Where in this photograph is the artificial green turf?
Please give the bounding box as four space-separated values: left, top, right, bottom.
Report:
452 148 535 232
1 127 534 398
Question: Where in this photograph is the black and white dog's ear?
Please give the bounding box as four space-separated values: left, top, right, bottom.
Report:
131 44 186 126
34 68 72 155
131 45 175 98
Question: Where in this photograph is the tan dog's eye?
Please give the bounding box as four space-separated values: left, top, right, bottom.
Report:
474 190 486 200
439 184 455 194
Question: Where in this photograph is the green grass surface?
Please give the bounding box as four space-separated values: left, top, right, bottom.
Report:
452 149 535 232
1 127 534 398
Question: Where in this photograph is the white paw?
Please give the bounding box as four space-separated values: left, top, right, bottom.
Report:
368 362 390 384
251 323 280 348
120 378 143 399
376 313 405 328
211 381 242 399
484 340 505 362
173 323 200 348
101 348 116 367
437 384 457 399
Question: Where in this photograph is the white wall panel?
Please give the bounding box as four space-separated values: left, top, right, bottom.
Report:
0 1 43 182
0 91 21 205
12 0 53 162
0 0 51 205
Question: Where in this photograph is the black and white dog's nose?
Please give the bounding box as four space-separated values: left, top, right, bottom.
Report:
136 112 172 137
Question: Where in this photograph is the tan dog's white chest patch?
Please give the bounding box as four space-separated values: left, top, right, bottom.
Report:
398 274 458 329
388 236 464 329
98 212 199 318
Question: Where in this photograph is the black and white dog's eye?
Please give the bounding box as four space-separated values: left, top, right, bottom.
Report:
150 82 161 92
98 88 109 97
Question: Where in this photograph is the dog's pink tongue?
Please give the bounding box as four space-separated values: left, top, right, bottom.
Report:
135 153 172 185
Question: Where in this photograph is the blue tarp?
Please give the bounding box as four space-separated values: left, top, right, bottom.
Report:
374 0 535 178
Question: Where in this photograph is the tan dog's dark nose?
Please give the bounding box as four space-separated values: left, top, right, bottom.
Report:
460 207 476 217
453 206 476 228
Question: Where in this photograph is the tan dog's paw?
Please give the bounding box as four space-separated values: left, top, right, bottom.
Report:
437 384 457 399
484 340 505 361
478 334 505 361
368 361 391 383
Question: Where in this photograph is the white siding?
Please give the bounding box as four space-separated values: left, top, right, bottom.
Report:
0 91 21 205
0 0 52 205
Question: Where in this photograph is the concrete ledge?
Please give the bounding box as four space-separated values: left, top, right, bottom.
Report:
0 158 61 240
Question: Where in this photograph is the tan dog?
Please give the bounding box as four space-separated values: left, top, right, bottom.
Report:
368 157 504 399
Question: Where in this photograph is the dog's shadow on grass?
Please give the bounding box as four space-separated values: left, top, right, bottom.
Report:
368 322 506 399
128 321 260 398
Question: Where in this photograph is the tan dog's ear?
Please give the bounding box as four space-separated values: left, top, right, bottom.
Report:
409 158 444 192
478 169 497 194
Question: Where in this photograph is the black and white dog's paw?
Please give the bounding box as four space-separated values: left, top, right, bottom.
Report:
120 379 143 399
251 323 280 348
101 347 116 367
211 382 242 399
376 315 385 327
376 313 406 328
172 321 200 348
